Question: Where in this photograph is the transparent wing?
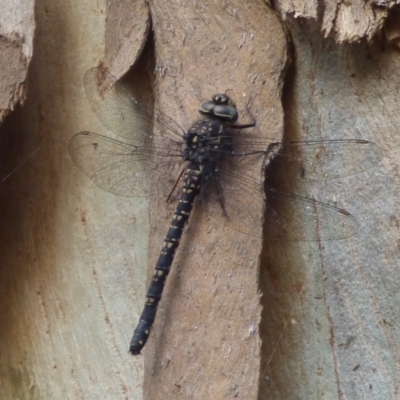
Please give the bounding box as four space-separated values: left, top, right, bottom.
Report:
68 131 182 197
200 164 357 241
272 139 382 182
83 67 185 143
229 131 279 154
183 137 379 241
214 137 382 183
264 189 358 241
70 67 381 241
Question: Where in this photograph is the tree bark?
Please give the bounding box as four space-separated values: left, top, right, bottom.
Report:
261 5 400 400
1 0 398 399
0 0 284 399
141 1 284 398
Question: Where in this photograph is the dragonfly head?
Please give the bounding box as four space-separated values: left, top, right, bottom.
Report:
199 93 238 123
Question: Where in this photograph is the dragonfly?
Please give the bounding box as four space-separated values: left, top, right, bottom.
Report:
67 67 382 354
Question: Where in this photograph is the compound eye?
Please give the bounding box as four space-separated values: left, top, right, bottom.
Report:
213 104 238 122
199 100 215 115
213 94 229 104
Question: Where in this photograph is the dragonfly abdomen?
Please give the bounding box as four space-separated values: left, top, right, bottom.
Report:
129 166 203 355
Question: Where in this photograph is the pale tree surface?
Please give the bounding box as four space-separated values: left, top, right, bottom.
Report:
0 0 149 399
261 2 400 400
0 0 399 400
275 0 400 42
0 0 284 399
0 0 34 120
141 1 284 399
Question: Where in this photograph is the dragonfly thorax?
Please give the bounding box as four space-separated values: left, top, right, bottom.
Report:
182 119 232 167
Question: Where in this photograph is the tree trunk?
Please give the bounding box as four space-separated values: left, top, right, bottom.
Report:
0 0 283 399
260 5 400 400
1 0 398 399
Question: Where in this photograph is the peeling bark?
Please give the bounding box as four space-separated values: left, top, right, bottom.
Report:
2 0 397 399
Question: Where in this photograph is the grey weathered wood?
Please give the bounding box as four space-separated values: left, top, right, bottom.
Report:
0 1 147 398
0 0 286 399
260 17 400 400
0 0 34 119
7 0 397 399
274 0 397 43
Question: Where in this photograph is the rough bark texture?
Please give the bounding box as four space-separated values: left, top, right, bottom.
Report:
260 13 400 400
0 1 149 399
143 1 285 399
274 0 400 43
0 0 285 399
0 0 34 120
2 0 398 399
